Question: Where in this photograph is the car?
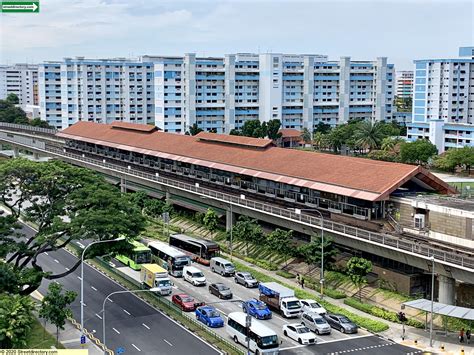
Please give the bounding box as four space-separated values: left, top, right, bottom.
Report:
234 271 259 288
209 283 233 299
301 311 331 335
324 313 358 334
300 299 327 315
242 299 272 320
195 306 224 328
183 265 206 286
282 323 317 345
171 293 201 312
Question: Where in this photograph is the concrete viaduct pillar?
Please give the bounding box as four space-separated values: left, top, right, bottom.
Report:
120 177 126 193
438 275 456 305
165 191 171 204
13 146 19 158
33 152 40 160
226 209 236 232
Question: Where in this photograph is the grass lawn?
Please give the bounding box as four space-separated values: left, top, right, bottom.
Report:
24 318 65 349
449 181 474 190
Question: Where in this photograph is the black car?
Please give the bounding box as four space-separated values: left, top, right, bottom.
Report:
208 283 233 299
324 313 358 334
234 271 259 288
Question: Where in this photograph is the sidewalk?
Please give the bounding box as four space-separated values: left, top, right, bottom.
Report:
31 290 105 355
231 255 474 355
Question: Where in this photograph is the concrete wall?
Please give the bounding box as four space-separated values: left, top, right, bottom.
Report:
429 210 467 239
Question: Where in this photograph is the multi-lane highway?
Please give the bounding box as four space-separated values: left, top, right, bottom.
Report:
114 246 421 355
17 223 221 355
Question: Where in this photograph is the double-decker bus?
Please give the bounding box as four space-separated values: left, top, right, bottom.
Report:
168 234 220 266
147 241 191 277
115 240 151 271
227 312 280 354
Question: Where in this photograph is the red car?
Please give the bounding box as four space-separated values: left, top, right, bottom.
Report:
172 293 202 312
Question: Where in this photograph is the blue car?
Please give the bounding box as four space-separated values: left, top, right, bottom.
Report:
242 299 272 320
195 306 224 328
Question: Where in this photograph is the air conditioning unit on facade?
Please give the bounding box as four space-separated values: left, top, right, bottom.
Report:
414 214 425 230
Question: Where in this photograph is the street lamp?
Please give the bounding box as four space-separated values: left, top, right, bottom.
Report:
290 208 325 299
101 288 160 355
429 255 435 348
80 237 124 344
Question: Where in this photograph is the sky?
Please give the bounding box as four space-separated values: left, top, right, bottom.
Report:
0 0 473 70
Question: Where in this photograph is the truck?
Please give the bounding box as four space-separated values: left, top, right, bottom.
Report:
140 263 173 296
258 282 302 318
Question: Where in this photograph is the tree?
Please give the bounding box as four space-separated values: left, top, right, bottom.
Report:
6 93 19 105
230 216 262 256
297 241 321 272
129 191 149 212
399 139 438 165
143 198 165 219
313 122 331 134
300 128 312 145
188 123 203 136
433 147 474 174
346 257 372 301
30 118 52 128
381 137 401 152
266 229 293 267
312 132 326 151
353 121 384 152
203 208 219 236
229 128 241 136
266 119 282 140
0 100 28 124
0 294 34 348
367 150 398 162
39 282 77 346
0 159 146 295
296 235 338 272
395 97 412 113
241 119 266 138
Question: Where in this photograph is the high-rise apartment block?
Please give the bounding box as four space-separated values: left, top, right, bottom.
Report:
38 53 395 131
395 71 413 99
0 64 38 109
407 47 474 152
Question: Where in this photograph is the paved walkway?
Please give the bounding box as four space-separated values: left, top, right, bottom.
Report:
231 255 474 355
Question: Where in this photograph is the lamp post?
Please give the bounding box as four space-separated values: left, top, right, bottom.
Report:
290 208 325 299
80 238 124 344
430 255 435 348
102 288 160 354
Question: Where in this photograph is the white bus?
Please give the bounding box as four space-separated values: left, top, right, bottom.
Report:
147 241 191 277
226 312 280 355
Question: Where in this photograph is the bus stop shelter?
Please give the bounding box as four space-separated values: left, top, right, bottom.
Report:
402 299 474 333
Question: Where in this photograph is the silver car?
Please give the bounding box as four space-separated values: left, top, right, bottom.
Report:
234 271 259 288
301 311 331 335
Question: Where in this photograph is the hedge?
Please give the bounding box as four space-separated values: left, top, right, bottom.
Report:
233 260 389 333
344 297 424 329
276 270 296 279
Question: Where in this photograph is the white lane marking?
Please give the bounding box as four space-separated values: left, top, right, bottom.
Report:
123 309 131 316
76 241 85 249
44 252 49 255
54 259 59 263
317 334 373 345
91 286 97 291
95 313 102 320
131 343 141 352
77 276 82 280
163 339 173 347
280 344 306 350
80 302 87 307
107 298 114 303
112 327 120 334
142 323 150 330
65 267 70 271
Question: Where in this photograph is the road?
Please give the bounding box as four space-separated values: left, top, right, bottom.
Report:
115 252 421 355
15 223 221 355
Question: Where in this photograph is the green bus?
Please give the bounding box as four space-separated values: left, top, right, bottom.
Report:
116 240 152 270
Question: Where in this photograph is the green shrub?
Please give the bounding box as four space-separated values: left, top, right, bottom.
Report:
276 270 296 279
301 277 346 299
344 297 424 329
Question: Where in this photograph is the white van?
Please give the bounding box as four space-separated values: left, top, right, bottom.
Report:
183 265 206 286
210 257 235 276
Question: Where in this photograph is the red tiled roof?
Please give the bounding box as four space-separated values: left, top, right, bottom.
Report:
278 128 302 138
111 121 156 132
196 132 273 148
57 122 454 201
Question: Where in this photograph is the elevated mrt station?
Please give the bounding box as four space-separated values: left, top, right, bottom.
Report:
1 121 471 305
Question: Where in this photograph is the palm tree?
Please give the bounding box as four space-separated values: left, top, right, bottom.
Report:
354 121 384 152
312 132 324 150
300 128 312 145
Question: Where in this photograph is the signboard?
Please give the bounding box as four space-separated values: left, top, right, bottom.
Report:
80 335 86 344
